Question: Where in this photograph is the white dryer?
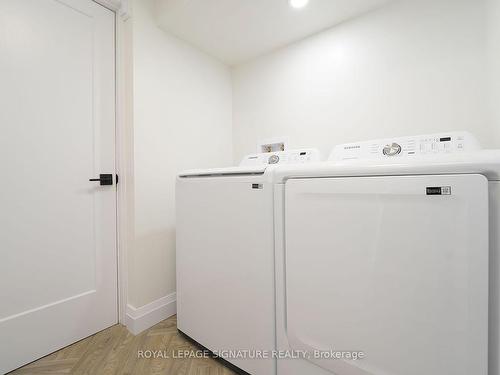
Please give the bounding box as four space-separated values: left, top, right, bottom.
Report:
273 132 499 375
176 148 319 375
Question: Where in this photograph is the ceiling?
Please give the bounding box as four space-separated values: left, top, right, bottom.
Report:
154 0 392 66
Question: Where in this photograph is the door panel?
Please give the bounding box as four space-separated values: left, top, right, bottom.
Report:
284 174 488 375
0 0 116 372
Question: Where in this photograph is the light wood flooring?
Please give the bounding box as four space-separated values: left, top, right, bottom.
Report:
10 315 237 375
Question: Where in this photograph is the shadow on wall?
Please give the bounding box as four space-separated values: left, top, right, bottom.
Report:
130 228 177 308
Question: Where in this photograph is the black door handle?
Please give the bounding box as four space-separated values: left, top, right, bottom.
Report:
89 174 113 186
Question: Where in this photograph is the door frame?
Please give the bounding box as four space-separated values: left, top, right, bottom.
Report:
93 0 132 326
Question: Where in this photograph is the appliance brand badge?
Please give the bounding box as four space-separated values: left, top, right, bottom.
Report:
426 186 452 195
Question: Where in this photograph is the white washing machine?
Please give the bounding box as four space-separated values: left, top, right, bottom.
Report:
176 148 319 375
273 132 500 375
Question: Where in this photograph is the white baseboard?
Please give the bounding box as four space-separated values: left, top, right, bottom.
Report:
124 293 177 335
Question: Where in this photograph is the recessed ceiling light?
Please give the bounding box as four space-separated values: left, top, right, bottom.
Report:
289 0 309 9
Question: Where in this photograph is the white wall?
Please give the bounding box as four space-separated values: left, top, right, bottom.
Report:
232 0 499 161
129 0 233 308
126 0 499 312
488 0 500 144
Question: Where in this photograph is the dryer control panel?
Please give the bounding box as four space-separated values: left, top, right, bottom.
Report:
330 132 480 161
240 148 320 166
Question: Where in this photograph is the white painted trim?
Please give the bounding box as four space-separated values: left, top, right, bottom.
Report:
92 0 133 332
115 5 134 328
94 0 131 19
94 0 120 11
125 294 177 335
117 0 131 20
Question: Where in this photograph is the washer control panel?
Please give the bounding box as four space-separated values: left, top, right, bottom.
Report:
382 143 402 156
330 132 480 161
240 148 320 166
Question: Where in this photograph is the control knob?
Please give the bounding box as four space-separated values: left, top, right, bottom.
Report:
383 143 402 156
268 154 280 164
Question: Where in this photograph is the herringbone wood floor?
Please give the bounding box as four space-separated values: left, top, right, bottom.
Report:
10 315 237 375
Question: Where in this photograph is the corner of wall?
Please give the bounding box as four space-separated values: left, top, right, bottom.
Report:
124 293 177 335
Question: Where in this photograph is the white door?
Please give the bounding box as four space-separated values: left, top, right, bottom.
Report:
283 174 489 375
0 0 117 373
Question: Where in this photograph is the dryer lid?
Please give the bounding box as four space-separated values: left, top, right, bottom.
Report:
273 150 500 182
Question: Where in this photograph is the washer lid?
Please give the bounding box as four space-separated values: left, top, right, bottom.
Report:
179 148 321 178
178 165 267 178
